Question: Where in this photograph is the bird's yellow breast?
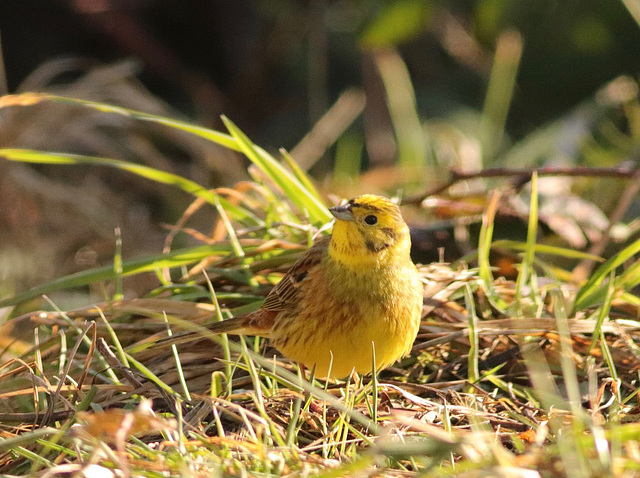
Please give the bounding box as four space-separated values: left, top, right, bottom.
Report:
270 252 423 378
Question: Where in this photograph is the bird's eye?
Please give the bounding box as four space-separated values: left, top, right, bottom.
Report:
364 215 378 225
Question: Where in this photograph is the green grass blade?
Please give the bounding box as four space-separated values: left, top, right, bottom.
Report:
222 116 332 226
514 172 538 312
0 148 260 225
465 284 479 389
333 133 364 184
97 309 130 368
588 272 616 354
600 328 620 399
163 312 191 402
576 260 640 318
492 240 603 262
203 273 233 394
617 259 640 291
574 237 640 311
478 194 498 286
279 148 324 202
371 345 378 426
374 49 429 172
359 0 430 48
124 353 182 397
480 30 523 162
477 191 505 309
1 93 240 151
0 428 60 452
0 244 234 308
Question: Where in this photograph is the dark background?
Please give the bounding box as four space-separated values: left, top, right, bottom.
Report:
2 1 638 144
1 0 639 302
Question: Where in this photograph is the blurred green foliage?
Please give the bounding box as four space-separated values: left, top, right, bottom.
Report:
1 0 639 297
472 0 639 131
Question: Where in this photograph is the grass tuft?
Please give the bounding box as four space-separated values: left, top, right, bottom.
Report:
2 96 640 476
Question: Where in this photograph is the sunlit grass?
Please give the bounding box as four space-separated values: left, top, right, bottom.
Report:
1 92 640 477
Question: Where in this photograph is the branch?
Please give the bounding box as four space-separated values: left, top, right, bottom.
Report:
402 165 640 205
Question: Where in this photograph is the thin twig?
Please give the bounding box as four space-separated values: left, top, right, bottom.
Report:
402 165 640 205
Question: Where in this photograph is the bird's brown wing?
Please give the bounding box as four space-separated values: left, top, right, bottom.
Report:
217 236 329 336
153 236 330 341
261 235 329 312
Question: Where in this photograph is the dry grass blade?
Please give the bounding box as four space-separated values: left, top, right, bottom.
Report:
3 234 640 476
2 110 640 475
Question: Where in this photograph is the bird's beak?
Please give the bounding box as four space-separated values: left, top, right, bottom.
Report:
329 203 354 221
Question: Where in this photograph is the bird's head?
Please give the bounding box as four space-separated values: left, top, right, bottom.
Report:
328 194 411 268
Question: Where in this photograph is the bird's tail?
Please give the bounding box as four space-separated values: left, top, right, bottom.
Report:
151 313 269 350
205 312 274 336
133 308 277 361
205 316 248 334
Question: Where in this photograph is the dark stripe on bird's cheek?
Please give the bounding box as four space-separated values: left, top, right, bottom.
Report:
381 226 398 240
365 240 390 253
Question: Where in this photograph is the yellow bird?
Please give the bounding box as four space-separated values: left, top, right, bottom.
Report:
199 194 423 378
